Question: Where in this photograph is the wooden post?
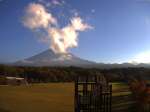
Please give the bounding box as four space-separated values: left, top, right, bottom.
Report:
109 84 112 112
75 76 78 112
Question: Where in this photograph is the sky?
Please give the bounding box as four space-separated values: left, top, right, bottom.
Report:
0 0 150 63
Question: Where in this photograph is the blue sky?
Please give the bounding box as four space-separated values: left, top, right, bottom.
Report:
0 0 150 63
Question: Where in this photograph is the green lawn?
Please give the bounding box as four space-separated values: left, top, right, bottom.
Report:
0 83 131 112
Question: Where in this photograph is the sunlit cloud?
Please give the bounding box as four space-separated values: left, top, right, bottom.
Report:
129 51 150 63
38 0 65 7
22 3 93 54
71 17 93 31
23 3 57 29
51 0 62 5
48 16 93 53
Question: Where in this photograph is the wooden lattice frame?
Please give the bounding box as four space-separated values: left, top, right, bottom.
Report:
75 75 112 112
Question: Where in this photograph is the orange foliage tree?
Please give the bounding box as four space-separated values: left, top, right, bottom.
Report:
129 78 150 112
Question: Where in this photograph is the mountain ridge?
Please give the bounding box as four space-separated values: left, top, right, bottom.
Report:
11 49 150 68
14 49 96 67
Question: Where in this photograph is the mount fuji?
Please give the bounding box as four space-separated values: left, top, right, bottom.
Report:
14 49 96 67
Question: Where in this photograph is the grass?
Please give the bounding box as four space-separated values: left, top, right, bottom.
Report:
0 83 74 112
0 82 131 112
111 82 132 96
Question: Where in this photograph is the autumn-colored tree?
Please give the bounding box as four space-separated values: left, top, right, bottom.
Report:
129 78 150 112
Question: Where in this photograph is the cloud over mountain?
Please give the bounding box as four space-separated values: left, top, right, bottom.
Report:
22 3 93 53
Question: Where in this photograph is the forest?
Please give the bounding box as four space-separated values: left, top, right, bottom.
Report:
0 64 150 83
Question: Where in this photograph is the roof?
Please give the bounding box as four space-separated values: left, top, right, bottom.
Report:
6 76 24 80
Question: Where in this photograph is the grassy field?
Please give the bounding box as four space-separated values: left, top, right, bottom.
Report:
0 83 132 112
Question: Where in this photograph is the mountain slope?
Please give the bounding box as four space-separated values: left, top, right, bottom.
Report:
14 49 96 67
13 49 150 68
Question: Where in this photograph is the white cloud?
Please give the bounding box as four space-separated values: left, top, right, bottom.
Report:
23 3 57 29
51 0 61 5
71 17 93 31
48 16 93 53
38 0 65 7
129 51 150 63
22 3 93 54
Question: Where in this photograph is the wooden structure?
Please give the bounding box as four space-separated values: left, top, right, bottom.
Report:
0 76 28 85
75 75 112 112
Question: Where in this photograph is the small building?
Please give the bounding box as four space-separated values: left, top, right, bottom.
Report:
0 76 28 85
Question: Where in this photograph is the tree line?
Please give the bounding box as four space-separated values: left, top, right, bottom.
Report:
0 64 150 83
